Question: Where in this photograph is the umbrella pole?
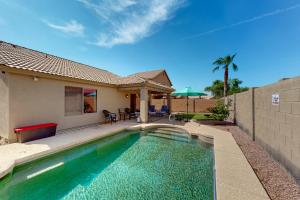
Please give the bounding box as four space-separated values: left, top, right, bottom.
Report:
186 96 188 122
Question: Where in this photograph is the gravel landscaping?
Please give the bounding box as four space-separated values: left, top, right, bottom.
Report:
210 123 300 200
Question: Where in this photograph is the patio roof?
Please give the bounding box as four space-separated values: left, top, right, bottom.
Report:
129 69 164 79
0 41 173 92
129 69 173 86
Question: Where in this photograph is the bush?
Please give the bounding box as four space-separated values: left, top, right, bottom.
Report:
175 113 194 121
208 101 230 121
174 113 213 121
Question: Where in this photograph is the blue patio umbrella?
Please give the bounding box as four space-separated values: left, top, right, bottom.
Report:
171 87 207 121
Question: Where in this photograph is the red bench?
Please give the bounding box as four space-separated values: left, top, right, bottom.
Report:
14 123 58 143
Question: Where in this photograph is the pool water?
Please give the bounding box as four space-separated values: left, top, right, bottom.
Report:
0 129 214 200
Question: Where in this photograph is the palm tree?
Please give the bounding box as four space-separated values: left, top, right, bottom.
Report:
212 54 238 97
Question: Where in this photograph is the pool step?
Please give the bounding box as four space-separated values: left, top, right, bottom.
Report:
151 129 190 139
147 132 191 143
155 127 188 134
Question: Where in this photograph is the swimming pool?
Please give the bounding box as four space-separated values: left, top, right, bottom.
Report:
0 128 214 200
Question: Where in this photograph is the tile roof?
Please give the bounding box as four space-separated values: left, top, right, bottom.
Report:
147 80 173 90
117 75 146 85
129 69 165 80
0 41 173 91
0 41 121 85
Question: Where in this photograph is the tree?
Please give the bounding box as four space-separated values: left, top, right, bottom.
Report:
205 78 248 98
212 54 238 97
205 80 224 98
228 78 248 95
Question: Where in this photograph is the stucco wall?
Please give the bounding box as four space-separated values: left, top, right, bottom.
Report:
228 77 300 181
7 73 130 141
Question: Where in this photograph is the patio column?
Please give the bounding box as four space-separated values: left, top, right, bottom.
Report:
140 88 149 123
167 93 171 114
148 92 152 107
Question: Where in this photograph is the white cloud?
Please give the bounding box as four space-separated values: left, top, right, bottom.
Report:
78 0 185 47
46 20 85 36
183 3 300 40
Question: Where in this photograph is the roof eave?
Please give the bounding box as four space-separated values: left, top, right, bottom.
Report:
0 64 118 88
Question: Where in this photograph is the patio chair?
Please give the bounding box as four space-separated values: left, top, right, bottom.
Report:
148 105 157 116
118 108 126 121
125 108 137 120
103 110 117 124
160 105 169 115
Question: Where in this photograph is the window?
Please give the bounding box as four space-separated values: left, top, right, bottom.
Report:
65 86 83 116
65 86 97 116
84 89 97 113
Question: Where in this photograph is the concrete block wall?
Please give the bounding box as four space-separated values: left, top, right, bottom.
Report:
151 99 216 113
171 99 196 113
227 95 235 123
228 77 300 181
254 78 300 181
194 99 216 113
236 89 254 139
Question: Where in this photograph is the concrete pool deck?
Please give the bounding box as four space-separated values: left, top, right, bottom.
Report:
183 122 270 200
0 121 270 200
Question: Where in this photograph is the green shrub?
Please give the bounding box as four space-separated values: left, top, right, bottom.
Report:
175 114 194 121
208 101 230 121
174 113 213 121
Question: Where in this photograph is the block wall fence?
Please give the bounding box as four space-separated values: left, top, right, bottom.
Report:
228 77 300 182
151 98 216 113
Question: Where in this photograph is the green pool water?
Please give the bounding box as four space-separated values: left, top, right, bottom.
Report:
0 129 214 200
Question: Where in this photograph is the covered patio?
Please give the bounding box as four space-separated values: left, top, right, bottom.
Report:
117 69 174 123
118 81 174 123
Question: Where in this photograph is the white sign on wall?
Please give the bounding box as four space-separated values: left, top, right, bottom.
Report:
272 93 279 105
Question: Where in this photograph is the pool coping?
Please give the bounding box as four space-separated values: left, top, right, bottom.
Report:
0 122 270 200
182 122 270 200
0 121 138 179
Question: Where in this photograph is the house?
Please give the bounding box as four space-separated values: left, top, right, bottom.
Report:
0 41 174 142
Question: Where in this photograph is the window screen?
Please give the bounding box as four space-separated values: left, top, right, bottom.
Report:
65 86 83 115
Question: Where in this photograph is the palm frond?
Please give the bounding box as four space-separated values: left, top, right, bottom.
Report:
225 56 231 64
213 58 225 65
232 53 237 60
222 65 229 71
232 63 238 71
212 66 220 72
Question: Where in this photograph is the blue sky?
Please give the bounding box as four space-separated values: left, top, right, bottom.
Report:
0 0 300 91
